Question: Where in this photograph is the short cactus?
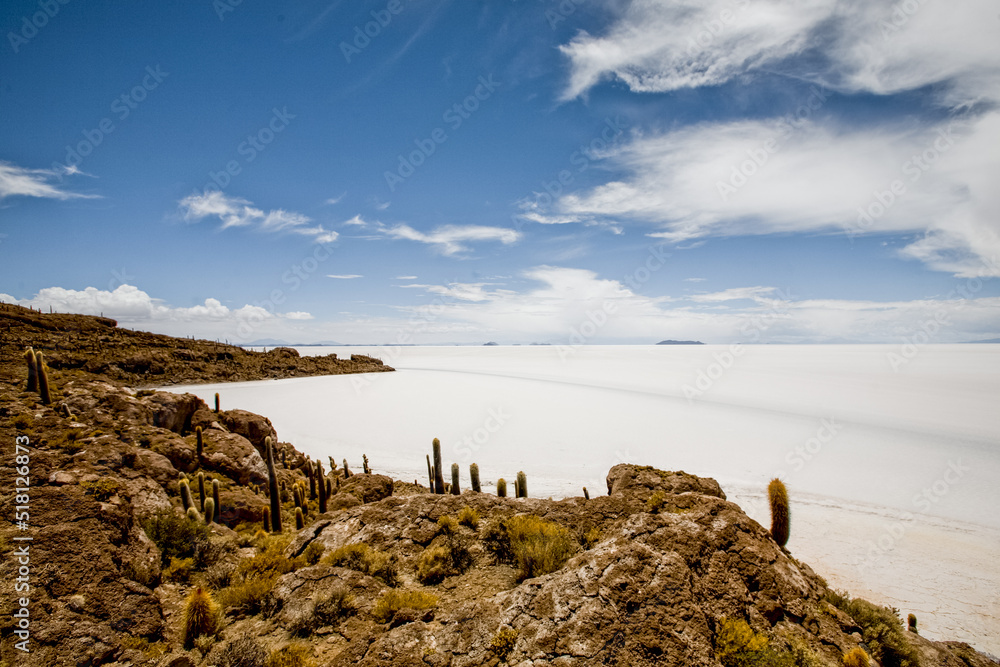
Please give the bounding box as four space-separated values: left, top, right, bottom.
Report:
182 586 219 648
908 613 918 633
583 487 590 500
326 478 332 498
212 479 221 523
768 478 790 547
197 472 206 512
203 498 215 525
262 507 270 533
266 436 282 532
432 438 445 494
451 463 461 495
343 458 351 478
195 426 204 461
516 471 527 498
295 506 304 530
35 351 51 405
179 479 193 512
24 347 38 393
214 392 220 412
470 463 481 493
426 455 435 491
497 478 507 497
363 454 370 474
186 507 200 522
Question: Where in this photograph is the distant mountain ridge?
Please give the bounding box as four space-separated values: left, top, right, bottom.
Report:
656 339 705 345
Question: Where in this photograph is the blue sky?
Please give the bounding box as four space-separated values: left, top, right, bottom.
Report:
1 0 998 344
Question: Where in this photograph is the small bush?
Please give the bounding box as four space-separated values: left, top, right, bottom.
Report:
265 642 315 667
842 648 869 667
141 509 211 565
825 591 919 667
417 546 452 585
82 478 121 501
289 586 355 635
646 490 668 514
302 541 325 566
323 543 399 587
482 517 514 564
372 589 438 624
217 577 276 616
506 515 576 581
437 515 459 535
218 633 268 667
205 562 236 590
163 557 195 583
457 507 479 530
580 527 602 550
121 558 158 588
490 627 518 661
11 414 34 431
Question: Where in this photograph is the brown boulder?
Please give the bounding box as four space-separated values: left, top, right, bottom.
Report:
140 391 201 433
341 473 394 504
219 409 278 452
606 463 726 500
197 430 269 486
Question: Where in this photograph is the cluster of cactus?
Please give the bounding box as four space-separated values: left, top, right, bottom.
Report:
768 478 790 547
265 436 282 532
24 347 52 404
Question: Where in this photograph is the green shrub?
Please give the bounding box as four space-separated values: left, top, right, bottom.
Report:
437 515 459 535
842 648 869 667
217 633 267 667
507 515 576 581
163 557 195 583
580 527 602 550
323 543 399 587
490 627 518 661
141 509 211 565
824 591 918 667
714 618 825 667
289 586 355 635
11 414 34 431
457 506 479 530
302 541 325 566
372 589 438 624
82 478 121 501
646 490 668 514
218 536 301 615
417 546 452 585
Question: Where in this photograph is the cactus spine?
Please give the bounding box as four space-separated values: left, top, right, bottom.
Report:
432 438 445 494
179 479 193 511
470 463 481 493
516 471 527 498
497 478 507 497
317 460 327 513
212 479 221 523
197 472 206 512
266 436 282 532
768 478 790 547
24 348 38 393
182 587 219 648
451 463 461 495
363 454 370 475
203 498 215 524
295 506 304 530
195 426 204 462
262 506 270 532
35 351 51 405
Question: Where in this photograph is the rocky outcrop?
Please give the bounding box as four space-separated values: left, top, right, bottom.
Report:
218 409 278 454
340 473 394 504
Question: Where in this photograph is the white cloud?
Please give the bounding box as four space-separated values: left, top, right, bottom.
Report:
325 193 346 205
684 277 707 283
379 223 522 256
396 275 418 280
327 274 363 279
179 191 337 243
0 160 98 200
688 287 777 303
284 311 314 320
559 0 1000 102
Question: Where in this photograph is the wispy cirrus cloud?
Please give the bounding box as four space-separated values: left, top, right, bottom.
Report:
327 274 363 279
378 223 522 256
179 191 339 243
0 160 98 200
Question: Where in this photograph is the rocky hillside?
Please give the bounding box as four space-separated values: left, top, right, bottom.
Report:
0 308 996 667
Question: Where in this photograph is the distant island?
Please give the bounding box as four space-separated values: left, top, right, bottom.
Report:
656 339 705 345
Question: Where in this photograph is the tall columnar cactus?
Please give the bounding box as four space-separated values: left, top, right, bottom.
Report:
212 479 221 523
214 393 220 412
195 426 204 462
197 472 207 512
179 479 193 511
451 463 461 495
318 461 328 513
470 463 481 493
262 507 270 533
182 587 219 649
282 449 287 469
203 498 215 525
24 347 38 393
266 436 282 533
516 471 527 498
432 438 445 494
35 351 51 405
583 487 590 500
326 478 332 498
497 478 507 497
426 455 435 491
308 462 317 500
293 484 302 509
363 454 370 475
295 506 304 530
768 478 790 547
